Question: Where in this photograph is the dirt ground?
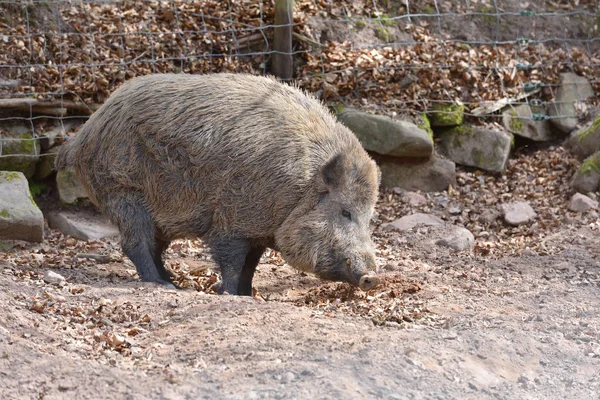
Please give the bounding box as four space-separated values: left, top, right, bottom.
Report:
0 209 598 399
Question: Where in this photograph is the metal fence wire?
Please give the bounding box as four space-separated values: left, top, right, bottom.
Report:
0 0 599 157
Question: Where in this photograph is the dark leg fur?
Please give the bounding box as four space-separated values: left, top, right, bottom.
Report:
210 238 254 295
103 193 173 287
238 246 265 296
153 237 173 282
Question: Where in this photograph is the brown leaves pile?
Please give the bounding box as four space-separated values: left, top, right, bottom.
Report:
1 0 598 115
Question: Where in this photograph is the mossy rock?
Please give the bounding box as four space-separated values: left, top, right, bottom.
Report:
571 151 600 193
566 114 600 160
437 125 511 172
417 113 434 140
0 134 40 179
428 103 465 127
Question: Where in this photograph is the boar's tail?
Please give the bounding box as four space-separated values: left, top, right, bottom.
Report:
54 137 77 171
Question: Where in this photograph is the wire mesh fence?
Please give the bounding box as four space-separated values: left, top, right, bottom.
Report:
0 0 599 165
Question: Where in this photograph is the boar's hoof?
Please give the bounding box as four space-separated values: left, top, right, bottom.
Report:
358 275 380 291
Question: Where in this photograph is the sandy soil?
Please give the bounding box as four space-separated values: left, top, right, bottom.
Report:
0 220 598 400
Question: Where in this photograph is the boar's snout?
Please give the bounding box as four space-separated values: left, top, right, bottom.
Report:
358 274 380 291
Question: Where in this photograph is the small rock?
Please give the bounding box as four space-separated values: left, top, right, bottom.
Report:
0 171 44 242
43 270 66 286
281 372 295 383
569 193 598 213
47 210 120 241
382 213 443 231
500 201 537 226
56 170 88 204
435 227 475 251
448 206 462 215
521 249 539 257
402 192 427 207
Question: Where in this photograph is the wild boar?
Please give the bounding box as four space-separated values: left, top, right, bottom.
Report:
55 73 381 295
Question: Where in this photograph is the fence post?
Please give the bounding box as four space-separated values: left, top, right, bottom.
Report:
272 0 294 80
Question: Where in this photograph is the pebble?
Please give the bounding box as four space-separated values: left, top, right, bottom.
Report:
500 201 537 226
569 193 598 213
382 213 443 231
43 270 66 286
281 372 296 383
435 227 475 251
403 191 428 207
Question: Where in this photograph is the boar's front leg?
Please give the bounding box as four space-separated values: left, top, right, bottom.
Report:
210 239 263 296
238 245 265 296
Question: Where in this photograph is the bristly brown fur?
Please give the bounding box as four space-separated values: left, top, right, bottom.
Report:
55 73 380 287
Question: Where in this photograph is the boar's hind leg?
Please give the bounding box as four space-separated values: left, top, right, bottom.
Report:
105 194 174 287
154 236 174 283
210 239 263 296
238 246 266 296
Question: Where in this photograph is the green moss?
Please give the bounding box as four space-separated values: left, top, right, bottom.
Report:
1 171 21 182
577 115 600 141
443 125 475 147
355 19 367 30
0 209 9 218
330 103 346 115
580 152 600 175
378 14 395 27
29 181 46 197
508 109 524 132
375 26 392 42
422 5 436 14
472 149 486 166
417 113 434 140
18 134 35 153
429 102 465 127
0 136 39 177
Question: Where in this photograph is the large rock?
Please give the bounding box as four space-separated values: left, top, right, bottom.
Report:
337 108 433 158
56 170 88 204
571 151 600 194
548 72 595 133
35 146 60 180
428 102 465 127
0 171 44 242
437 125 512 172
502 104 553 141
376 155 456 192
565 114 600 160
47 210 119 241
0 122 40 178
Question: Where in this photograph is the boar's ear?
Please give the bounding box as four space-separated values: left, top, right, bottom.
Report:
321 153 346 189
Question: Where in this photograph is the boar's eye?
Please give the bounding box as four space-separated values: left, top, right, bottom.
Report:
342 209 352 220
